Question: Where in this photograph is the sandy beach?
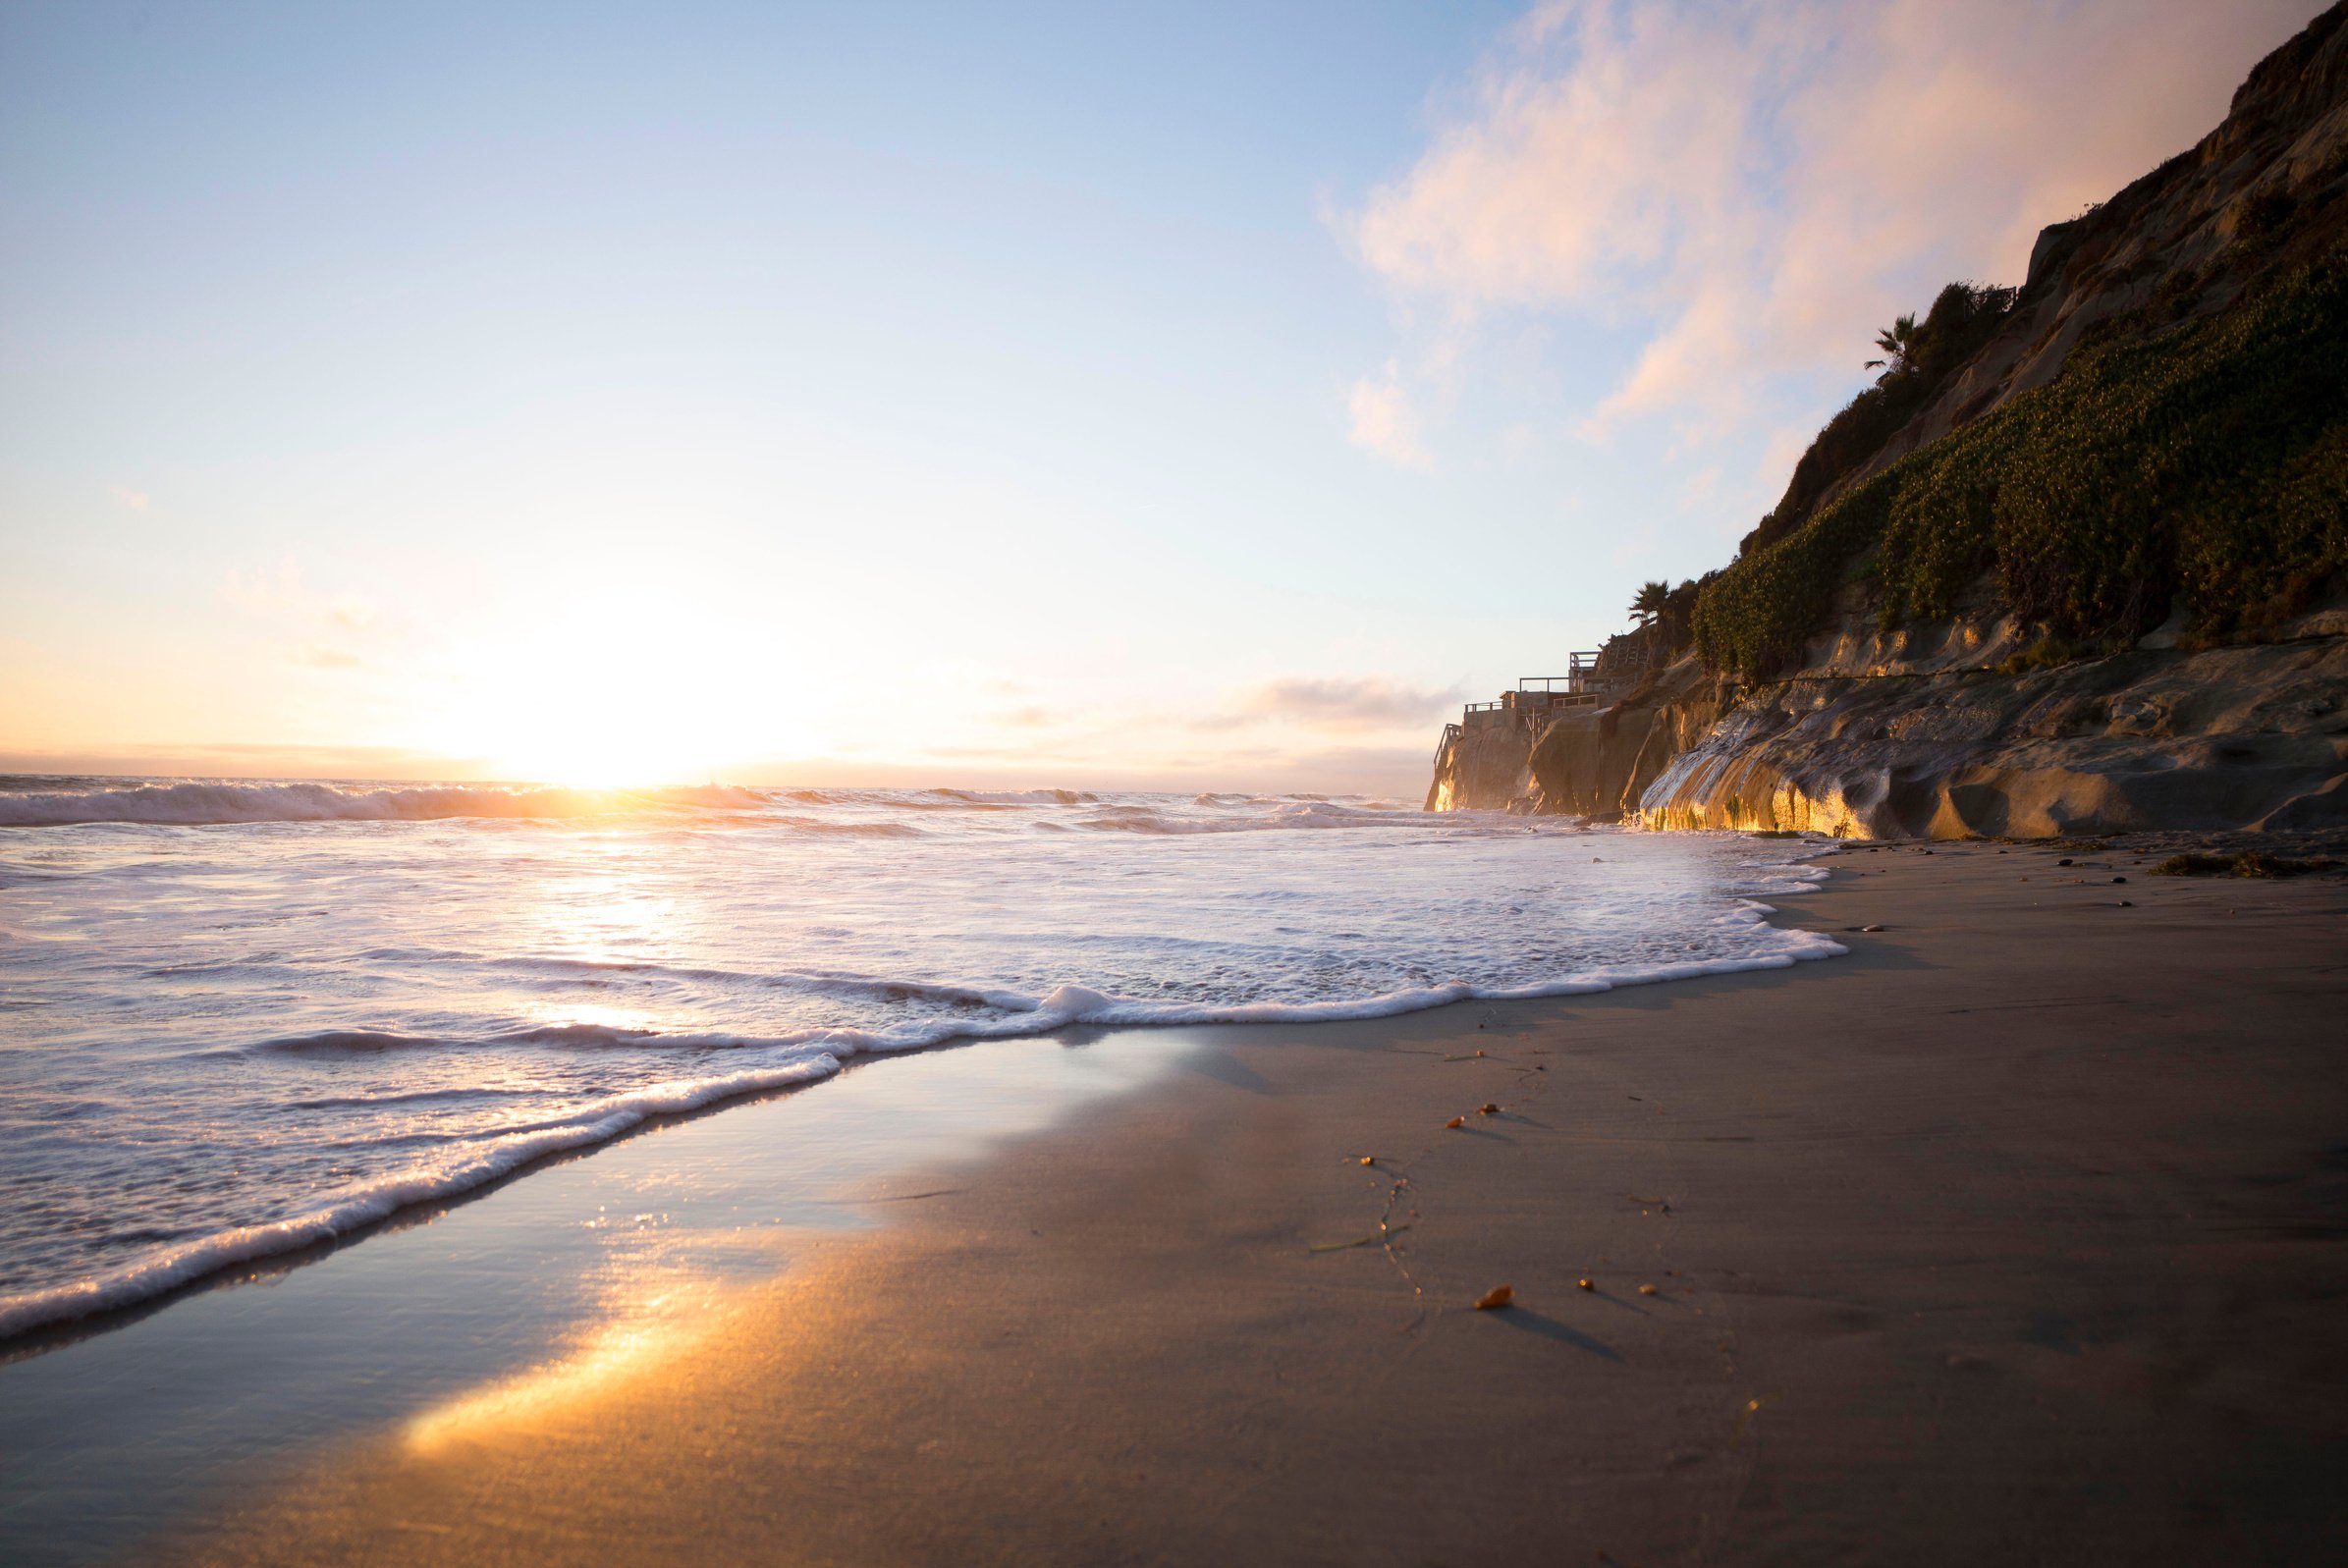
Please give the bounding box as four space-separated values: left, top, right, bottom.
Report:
115 840 2345 1567
11 7 2347 1565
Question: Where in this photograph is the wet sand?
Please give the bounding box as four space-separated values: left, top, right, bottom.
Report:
168 843 2348 1566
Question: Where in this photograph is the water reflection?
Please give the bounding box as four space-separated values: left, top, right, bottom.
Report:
405 1262 732 1454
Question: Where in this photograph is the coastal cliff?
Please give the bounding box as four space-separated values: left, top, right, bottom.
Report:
1628 631 2348 838
1424 721 1535 812
1432 4 2348 837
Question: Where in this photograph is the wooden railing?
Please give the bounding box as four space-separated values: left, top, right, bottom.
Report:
1447 661 1624 758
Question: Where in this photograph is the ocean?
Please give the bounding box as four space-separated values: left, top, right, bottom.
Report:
0 777 1841 1341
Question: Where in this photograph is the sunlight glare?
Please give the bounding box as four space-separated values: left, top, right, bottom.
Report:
427 586 804 787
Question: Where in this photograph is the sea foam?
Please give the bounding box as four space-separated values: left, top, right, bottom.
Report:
0 781 1841 1340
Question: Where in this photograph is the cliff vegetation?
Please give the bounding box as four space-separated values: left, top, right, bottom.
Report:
1431 2 2348 838
1695 256 2348 679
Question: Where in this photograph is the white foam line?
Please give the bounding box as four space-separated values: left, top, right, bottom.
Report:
0 1052 843 1342
0 836 1848 1342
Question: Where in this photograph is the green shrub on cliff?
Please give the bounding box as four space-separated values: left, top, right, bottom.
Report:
1695 257 2348 679
1694 470 1896 678
1738 282 2018 560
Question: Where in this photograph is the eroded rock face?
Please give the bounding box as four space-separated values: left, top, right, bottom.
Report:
1636 638 2348 838
1527 692 1720 822
1425 721 1537 812
1464 621 2348 838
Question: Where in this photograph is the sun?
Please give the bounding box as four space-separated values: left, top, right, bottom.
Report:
506 737 662 791
484 698 733 790
418 580 817 789
448 674 714 791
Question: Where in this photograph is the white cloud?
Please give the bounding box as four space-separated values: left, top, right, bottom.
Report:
1352 0 2321 444
1234 676 1464 731
223 557 396 673
1346 359 1434 469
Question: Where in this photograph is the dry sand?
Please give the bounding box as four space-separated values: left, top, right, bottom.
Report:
169 843 2348 1566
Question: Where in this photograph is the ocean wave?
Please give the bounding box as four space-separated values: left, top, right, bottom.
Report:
771 787 1094 813
0 780 1382 831
0 1049 846 1342
929 787 1096 806
241 1020 890 1057
245 1029 453 1055
0 781 770 829
0 814 1848 1345
767 815 925 838
379 951 1034 1011
1069 799 1463 835
1 905 1844 1343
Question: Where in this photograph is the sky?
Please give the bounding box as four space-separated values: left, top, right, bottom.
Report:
0 0 2324 793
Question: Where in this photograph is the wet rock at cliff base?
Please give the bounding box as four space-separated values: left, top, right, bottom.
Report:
1624 639 2348 841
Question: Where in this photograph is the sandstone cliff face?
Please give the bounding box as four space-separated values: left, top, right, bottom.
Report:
1440 8 2348 839
1425 722 1536 812
1521 599 2348 837
1789 3 2348 518
1526 680 1718 822
1637 635 2348 838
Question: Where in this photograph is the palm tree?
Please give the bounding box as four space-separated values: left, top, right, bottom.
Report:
1629 580 1670 627
1865 313 1919 377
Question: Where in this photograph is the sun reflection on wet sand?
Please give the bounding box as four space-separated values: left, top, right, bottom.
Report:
402 1267 735 1455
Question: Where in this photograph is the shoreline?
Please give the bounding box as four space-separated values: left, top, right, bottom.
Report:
141 843 2348 1562
0 826 1838 1350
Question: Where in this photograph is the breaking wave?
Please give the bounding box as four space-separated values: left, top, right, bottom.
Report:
1 780 1110 829
0 780 754 828
2 780 1447 834
0 1050 845 1342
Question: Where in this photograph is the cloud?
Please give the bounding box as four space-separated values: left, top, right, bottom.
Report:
224 557 397 671
1234 676 1464 731
1352 0 2321 442
224 561 390 630
109 485 149 511
223 558 316 617
1346 360 1433 469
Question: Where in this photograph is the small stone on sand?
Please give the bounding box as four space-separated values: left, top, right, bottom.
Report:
1474 1285 1514 1310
